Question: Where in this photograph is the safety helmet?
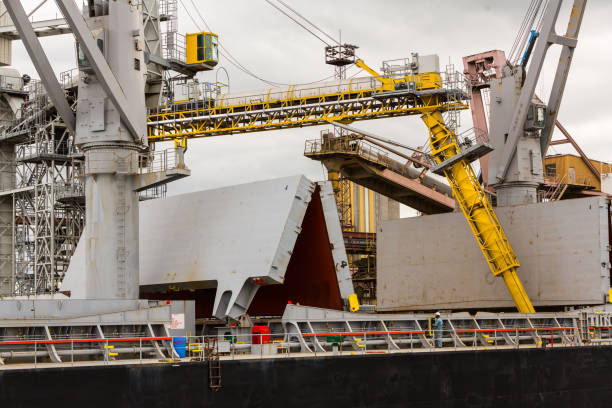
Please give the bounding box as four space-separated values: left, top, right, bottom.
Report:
435 312 441 317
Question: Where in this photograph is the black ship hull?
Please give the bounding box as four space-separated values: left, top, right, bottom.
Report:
1 346 612 407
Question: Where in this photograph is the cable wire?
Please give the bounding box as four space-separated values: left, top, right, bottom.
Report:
509 0 547 66
271 0 363 61
275 0 340 46
178 0 347 87
508 0 537 62
264 0 332 46
189 0 213 31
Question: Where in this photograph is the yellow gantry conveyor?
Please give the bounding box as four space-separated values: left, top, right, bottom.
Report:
146 61 467 143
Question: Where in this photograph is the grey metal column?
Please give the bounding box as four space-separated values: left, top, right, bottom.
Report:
141 0 164 108
492 0 563 184
63 0 147 299
540 0 586 155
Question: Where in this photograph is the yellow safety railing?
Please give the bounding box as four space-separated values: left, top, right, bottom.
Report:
146 72 468 143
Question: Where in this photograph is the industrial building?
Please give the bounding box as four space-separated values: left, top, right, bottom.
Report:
543 153 612 190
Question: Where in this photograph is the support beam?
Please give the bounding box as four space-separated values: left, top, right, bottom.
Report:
550 121 600 179
2 0 76 133
462 50 508 186
540 0 587 155
54 0 144 143
0 18 70 40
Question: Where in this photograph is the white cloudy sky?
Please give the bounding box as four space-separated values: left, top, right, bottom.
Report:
8 0 612 201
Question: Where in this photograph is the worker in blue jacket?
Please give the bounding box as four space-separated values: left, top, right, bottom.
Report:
433 312 443 348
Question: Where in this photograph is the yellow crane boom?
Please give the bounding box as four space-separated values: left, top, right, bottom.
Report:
421 109 535 313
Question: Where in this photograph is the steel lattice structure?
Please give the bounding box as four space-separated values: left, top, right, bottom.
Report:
8 80 85 295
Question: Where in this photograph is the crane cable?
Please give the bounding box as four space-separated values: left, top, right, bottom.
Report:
179 0 343 87
275 0 340 46
263 0 332 47
508 0 538 63
508 0 549 66
179 0 284 85
269 0 364 61
185 0 285 85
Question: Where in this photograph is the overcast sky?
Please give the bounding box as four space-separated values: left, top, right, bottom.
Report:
9 0 612 203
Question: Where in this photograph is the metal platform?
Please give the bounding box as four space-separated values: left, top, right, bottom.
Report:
430 141 493 175
304 136 455 214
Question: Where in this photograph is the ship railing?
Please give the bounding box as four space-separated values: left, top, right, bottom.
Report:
168 325 612 361
2 325 611 367
0 335 173 368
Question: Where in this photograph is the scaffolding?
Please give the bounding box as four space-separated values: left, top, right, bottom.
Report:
2 77 85 295
158 0 179 63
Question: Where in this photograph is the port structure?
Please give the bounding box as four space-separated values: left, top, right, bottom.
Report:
304 130 455 214
5 76 85 295
0 0 580 313
324 42 358 233
0 0 191 366
485 0 586 207
0 0 187 296
147 51 536 311
408 63 534 313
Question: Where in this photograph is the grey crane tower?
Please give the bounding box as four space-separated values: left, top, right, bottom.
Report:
486 0 585 206
74 0 148 299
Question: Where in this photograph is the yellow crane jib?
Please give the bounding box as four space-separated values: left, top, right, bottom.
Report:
420 109 535 313
355 59 394 91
